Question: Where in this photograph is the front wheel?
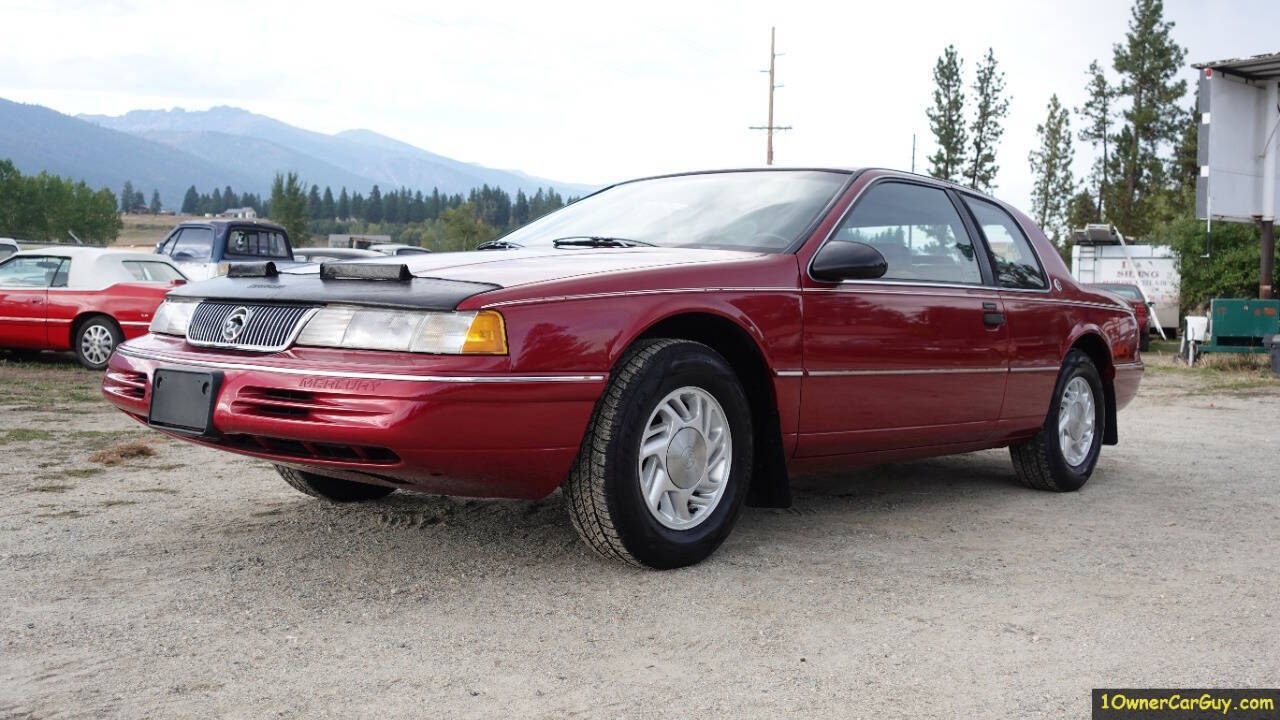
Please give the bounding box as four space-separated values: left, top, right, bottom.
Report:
74 316 122 370
1009 349 1105 492
565 339 753 569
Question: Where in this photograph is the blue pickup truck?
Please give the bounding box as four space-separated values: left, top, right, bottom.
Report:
154 219 295 280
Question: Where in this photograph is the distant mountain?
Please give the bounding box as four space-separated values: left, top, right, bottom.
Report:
79 105 592 202
0 98 260 211
0 98 590 211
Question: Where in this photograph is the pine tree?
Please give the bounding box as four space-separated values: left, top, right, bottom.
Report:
1110 0 1187 238
211 188 224 213
337 188 350 219
181 185 199 214
321 186 335 219
1028 94 1075 243
1077 60 1114 223
306 184 322 219
513 189 530 227
223 186 235 211
366 185 383 223
149 189 162 214
119 180 134 213
268 172 309 246
964 49 1009 192
926 46 967 182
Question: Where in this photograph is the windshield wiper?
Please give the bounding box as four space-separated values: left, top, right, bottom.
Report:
551 236 655 248
476 239 524 250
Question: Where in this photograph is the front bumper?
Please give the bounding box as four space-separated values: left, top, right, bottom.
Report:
102 334 606 498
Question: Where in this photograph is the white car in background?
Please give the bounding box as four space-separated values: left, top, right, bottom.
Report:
0 238 20 260
368 243 432 256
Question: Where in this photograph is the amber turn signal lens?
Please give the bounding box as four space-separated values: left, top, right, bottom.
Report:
461 310 508 354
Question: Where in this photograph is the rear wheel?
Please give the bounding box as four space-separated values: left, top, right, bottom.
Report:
565 339 753 569
74 316 121 370
274 465 395 502
1009 349 1105 492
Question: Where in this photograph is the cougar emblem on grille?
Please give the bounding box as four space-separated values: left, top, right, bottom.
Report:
221 306 253 342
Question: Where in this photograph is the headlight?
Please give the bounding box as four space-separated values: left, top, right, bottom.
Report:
296 307 507 354
149 298 198 336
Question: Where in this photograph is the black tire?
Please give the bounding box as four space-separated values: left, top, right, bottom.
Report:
565 339 753 570
1009 349 1106 492
73 315 122 370
274 465 395 502
1138 329 1150 352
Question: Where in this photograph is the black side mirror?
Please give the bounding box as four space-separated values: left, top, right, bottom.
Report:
811 240 888 282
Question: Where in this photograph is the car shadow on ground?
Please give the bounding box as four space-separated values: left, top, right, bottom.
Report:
196 449 1034 583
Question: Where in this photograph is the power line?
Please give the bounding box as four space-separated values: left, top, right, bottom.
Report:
749 27 791 165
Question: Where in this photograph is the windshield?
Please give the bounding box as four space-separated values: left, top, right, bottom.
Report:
497 170 849 253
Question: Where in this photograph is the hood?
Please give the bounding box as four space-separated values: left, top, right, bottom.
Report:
167 247 763 311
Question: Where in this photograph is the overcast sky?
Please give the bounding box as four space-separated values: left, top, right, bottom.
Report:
1 0 1276 207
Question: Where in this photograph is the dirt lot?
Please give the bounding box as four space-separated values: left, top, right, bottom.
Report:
2 351 1278 718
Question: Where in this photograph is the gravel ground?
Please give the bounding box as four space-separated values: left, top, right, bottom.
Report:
2 353 1278 719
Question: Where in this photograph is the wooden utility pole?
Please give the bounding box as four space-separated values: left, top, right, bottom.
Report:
750 27 791 165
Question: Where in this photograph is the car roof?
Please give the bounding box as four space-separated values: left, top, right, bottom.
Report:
7 247 185 289
296 247 381 256
176 219 287 232
605 166 1013 208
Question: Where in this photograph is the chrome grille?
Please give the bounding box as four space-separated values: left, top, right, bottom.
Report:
187 302 316 352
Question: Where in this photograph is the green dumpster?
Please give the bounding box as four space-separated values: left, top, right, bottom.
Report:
1200 299 1280 354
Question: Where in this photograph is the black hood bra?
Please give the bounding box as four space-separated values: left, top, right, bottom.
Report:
166 271 501 311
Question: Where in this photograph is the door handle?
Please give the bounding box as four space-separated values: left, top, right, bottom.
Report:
982 302 1005 327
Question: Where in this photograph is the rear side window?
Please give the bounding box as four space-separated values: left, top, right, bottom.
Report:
831 182 982 285
965 197 1047 290
226 229 289 259
169 227 214 262
122 260 186 282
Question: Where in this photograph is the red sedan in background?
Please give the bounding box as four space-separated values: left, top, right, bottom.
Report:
103 168 1143 568
1087 283 1152 351
0 247 186 369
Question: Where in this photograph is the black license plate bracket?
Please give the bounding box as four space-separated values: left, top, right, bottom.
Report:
148 368 223 436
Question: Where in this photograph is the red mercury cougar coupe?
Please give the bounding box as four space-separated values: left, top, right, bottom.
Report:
103 169 1143 568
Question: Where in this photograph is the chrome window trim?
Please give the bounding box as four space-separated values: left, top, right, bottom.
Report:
115 345 607 384
804 175 992 290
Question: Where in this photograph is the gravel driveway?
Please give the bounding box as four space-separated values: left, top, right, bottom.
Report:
2 355 1277 718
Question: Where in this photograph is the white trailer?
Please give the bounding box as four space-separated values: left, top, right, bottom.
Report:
1071 235 1181 334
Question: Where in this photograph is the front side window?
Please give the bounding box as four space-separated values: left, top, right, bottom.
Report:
169 227 214 262
226 229 289 259
0 256 67 287
122 260 186 282
831 182 982 285
497 170 849 253
965 197 1047 290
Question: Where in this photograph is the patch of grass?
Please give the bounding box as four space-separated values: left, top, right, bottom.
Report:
2 428 52 443
64 467 104 478
149 463 186 471
89 441 156 466
27 484 73 493
99 499 138 508
135 487 179 494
